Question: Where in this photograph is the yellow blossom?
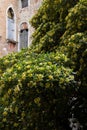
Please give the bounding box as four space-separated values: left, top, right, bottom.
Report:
47 62 52 65
26 65 30 69
34 97 40 105
4 60 9 65
27 81 33 87
22 72 26 80
14 85 20 93
15 107 18 114
37 74 43 81
18 66 21 70
2 118 7 122
14 123 19 127
48 75 53 80
0 69 2 73
13 73 17 78
9 107 13 113
29 73 33 77
21 111 25 118
45 83 50 88
3 111 8 116
8 77 12 82
8 89 12 95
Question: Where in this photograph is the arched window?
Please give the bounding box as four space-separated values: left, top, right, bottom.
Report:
20 22 28 49
7 8 15 40
21 0 28 8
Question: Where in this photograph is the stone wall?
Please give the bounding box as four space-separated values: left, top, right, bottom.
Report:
0 0 18 57
0 0 42 57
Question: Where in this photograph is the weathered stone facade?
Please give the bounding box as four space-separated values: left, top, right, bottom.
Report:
0 0 42 57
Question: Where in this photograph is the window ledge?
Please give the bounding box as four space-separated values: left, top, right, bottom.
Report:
6 39 18 44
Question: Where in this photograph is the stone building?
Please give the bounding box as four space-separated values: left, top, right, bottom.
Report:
0 0 42 57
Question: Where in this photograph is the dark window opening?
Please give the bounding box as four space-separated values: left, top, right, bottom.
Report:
8 8 14 19
20 23 28 49
7 8 15 40
20 29 28 49
21 0 28 8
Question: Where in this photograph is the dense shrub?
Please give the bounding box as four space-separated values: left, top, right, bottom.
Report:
0 50 74 129
0 0 87 129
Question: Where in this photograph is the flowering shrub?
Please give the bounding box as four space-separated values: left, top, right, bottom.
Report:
0 50 74 129
0 0 87 129
62 1 87 128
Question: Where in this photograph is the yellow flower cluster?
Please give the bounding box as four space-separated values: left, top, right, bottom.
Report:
0 48 74 129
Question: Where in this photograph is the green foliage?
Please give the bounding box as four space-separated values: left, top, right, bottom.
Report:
70 41 87 129
0 50 74 129
0 0 87 129
63 1 87 37
61 0 87 128
30 0 78 52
